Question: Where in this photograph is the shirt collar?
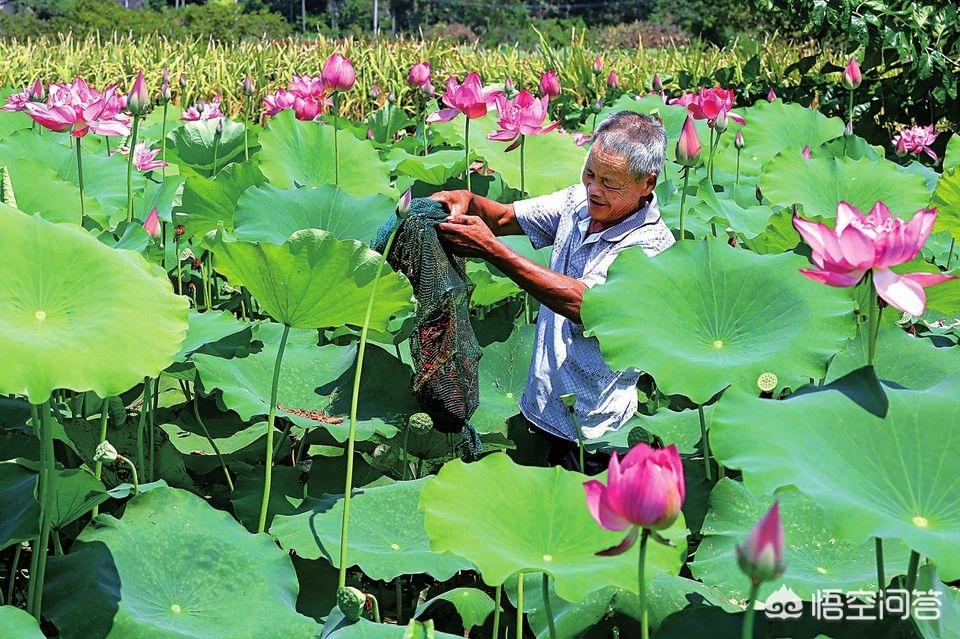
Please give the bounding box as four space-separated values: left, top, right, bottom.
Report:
576 191 661 243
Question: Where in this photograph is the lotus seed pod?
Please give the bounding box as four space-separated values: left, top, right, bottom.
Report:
94 441 119 463
408 412 433 434
336 587 366 621
757 372 779 393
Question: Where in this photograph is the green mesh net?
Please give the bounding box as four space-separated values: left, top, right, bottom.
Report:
373 199 483 459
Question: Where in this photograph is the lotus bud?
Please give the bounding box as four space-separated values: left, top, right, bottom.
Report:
162 68 170 84
757 372 778 393
387 91 397 104
607 71 619 89
322 53 356 92
652 73 663 93
336 587 367 622
397 187 412 217
143 208 161 239
675 114 702 167
713 110 728 133
559 393 576 410
592 56 603 75
842 58 862 90
127 71 151 116
215 118 224 135
503 77 518 99
408 412 433 434
844 120 854 137
592 99 603 114
734 130 744 150
801 145 812 159
94 440 119 464
407 61 432 88
29 78 45 102
767 87 777 102
160 80 171 103
421 82 435 98
178 73 187 90
539 70 560 99
736 501 786 585
368 84 381 101
243 75 255 96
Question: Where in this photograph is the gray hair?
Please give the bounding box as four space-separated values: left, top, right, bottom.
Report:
590 111 667 180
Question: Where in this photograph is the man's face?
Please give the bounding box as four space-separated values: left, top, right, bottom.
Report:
581 143 658 223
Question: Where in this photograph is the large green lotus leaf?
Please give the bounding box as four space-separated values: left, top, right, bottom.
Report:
472 325 535 434
690 179 774 239
931 167 960 243
4 158 104 225
176 160 266 240
172 309 250 362
467 261 521 307
944 134 960 172
711 100 843 179
0 460 39 550
913 564 960 639
50 467 109 529
759 155 930 219
0 208 188 402
587 406 711 456
272 477 471 581
0 606 45 639
420 453 687 603
581 237 856 404
193 322 405 441
740 208 801 255
135 102 184 144
690 478 911 601
321 608 462 639
43 486 320 639
711 370 960 581
234 183 395 245
413 587 495 629
207 229 413 332
165 118 251 175
259 110 392 197
431 112 585 197
387 148 468 185
509 572 739 639
825 316 960 389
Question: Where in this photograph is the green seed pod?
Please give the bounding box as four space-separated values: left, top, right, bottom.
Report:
408 412 433 434
757 372 778 393
336 586 366 622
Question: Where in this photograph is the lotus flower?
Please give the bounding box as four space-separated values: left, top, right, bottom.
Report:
583 443 685 554
30 78 45 101
802 145 812 159
290 73 325 98
767 87 777 101
397 187 412 216
793 201 955 315
592 56 603 74
182 97 224 122
607 71 619 89
670 86 745 125
322 54 356 92
243 75 255 96
572 131 592 147
24 77 131 138
734 130 744 150
652 73 663 94
736 502 785 584
117 142 167 172
143 208 161 239
488 90 559 147
892 125 939 161
127 71 150 116
263 88 297 116
426 72 499 123
842 58 862 90
407 61 432 88
676 114 702 167
540 70 560 99
2 87 31 112
160 80 171 103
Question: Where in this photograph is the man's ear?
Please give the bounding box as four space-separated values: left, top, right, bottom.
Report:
640 172 658 196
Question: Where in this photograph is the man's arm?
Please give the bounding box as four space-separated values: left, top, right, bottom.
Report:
429 190 524 236
435 214 587 324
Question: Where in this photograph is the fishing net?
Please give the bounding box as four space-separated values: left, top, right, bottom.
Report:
373 198 483 459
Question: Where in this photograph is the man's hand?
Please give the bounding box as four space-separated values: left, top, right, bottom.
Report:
430 190 523 236
436 213 499 258
429 190 475 216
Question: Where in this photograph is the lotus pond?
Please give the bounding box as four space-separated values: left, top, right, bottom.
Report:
0 57 958 639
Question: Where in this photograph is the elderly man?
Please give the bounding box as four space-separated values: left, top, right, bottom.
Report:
431 111 674 468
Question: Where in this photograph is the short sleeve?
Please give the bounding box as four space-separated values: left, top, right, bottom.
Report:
577 251 622 290
513 185 578 250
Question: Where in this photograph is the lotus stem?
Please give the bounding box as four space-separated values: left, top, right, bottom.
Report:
52 530 63 557
519 134 525 196
126 113 140 223
400 422 411 481
707 127 716 185
516 572 524 639
148 383 157 482
104 135 110 157
421 103 428 156
698 405 713 481
257 323 290 534
75 136 86 222
25 405 42 615
119 455 140 497
212 125 221 176
136 377 151 478
735 149 741 186
638 528 650 639
92 398 110 517
946 238 955 270
866 280 883 367
741 580 760 639
333 93 341 187
542 573 557 639
31 400 55 620
678 166 690 240
369 593 381 623
395 576 403 624
875 538 886 591
848 89 854 126
492 584 502 639
6 544 21 605
905 551 920 591
464 116 471 193
161 101 168 177
192 385 234 492
243 96 250 162
570 409 585 473
338 221 401 588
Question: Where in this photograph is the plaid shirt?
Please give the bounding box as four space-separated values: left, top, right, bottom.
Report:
512 184 675 441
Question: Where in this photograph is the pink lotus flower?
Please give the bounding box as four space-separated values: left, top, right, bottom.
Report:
793 201 955 316
127 71 150 116
30 78 45 102
592 56 603 74
842 58 862 90
290 74 325 98
540 70 560 99
572 131 592 147
652 73 663 94
487 90 559 149
292 96 324 121
407 61 432 88
182 97 224 122
607 71 619 89
670 86 745 126
892 125 939 161
736 502 785 585
426 72 500 123
583 443 685 554
24 77 131 138
767 87 777 101
322 54 356 92
2 88 31 112
397 187 412 216
802 145 812 159
118 142 167 172
734 130 744 150
143 208 161 239
263 88 297 116
243 75 255 96
675 114 702 167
